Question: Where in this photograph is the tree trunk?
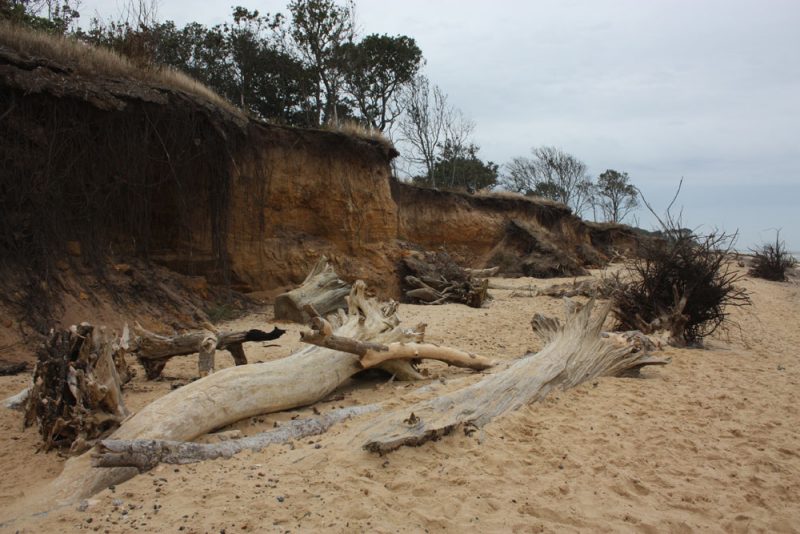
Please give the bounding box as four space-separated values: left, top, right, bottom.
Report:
274 256 351 323
357 299 668 454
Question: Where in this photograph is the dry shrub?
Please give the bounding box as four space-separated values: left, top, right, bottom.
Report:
613 181 750 345
613 227 750 344
749 232 796 281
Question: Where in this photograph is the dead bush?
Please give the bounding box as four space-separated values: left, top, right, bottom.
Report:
612 181 750 345
749 232 796 281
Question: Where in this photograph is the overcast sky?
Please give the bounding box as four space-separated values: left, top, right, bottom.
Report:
78 0 800 248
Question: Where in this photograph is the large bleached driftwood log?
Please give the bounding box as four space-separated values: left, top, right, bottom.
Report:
357 299 669 454
20 281 487 512
24 324 128 454
274 256 351 323
132 324 286 379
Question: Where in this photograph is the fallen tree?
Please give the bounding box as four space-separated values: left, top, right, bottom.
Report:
24 324 128 454
356 299 668 453
20 281 492 510
90 299 666 470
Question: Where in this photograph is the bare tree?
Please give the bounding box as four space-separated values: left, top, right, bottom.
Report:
397 74 447 185
502 146 593 215
437 107 475 188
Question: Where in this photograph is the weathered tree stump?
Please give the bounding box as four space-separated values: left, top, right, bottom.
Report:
274 256 351 323
24 324 128 454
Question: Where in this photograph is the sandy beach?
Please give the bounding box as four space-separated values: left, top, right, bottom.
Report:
1 267 798 533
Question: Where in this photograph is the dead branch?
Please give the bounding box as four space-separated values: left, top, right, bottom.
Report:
132 324 285 379
92 404 381 471
299 308 494 371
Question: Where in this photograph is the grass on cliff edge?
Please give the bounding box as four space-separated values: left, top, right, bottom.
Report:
0 20 243 117
1 21 400 154
323 119 395 153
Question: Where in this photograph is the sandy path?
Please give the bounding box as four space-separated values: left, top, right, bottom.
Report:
1 270 798 532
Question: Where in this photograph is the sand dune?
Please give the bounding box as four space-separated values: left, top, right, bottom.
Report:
1 269 798 532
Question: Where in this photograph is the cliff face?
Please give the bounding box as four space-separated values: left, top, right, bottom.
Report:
1 33 641 304
391 182 640 277
225 126 400 293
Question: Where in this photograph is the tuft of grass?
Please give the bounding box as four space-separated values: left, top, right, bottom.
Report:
323 119 395 153
0 20 244 118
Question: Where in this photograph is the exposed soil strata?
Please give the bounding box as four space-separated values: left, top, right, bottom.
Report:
391 181 642 276
1 35 643 360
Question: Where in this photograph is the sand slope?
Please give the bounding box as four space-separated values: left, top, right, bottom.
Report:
1 270 798 532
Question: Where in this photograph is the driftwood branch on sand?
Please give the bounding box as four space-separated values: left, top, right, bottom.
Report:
299 305 495 371
131 323 285 379
93 404 382 471
356 299 668 454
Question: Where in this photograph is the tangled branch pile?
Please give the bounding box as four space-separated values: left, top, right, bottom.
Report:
400 251 489 307
749 233 796 281
613 227 750 345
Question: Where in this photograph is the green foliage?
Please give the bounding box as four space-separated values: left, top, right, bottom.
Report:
343 33 422 131
288 0 355 124
414 142 498 192
0 0 79 34
595 169 638 222
64 1 422 129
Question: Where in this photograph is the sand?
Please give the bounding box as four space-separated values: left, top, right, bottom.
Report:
1 268 799 532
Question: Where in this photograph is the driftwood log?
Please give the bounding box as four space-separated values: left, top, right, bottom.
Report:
24 324 128 454
274 256 351 323
89 299 667 471
18 281 490 512
131 324 286 379
356 299 668 454
401 251 489 307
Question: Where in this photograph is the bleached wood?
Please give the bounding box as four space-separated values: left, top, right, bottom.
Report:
274 256 351 323
358 299 669 454
92 404 381 470
24 281 422 509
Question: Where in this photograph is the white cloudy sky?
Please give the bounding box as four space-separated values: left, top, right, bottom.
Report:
78 0 800 248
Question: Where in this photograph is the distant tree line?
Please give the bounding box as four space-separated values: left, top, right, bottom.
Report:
501 146 639 222
2 0 637 222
